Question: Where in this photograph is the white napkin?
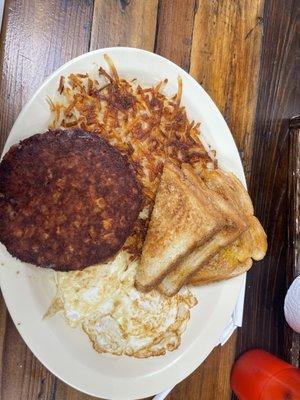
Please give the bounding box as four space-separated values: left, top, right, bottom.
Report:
153 274 246 400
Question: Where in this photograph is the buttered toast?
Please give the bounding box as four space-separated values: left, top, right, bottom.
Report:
188 170 267 286
135 163 227 291
158 165 248 296
135 162 267 296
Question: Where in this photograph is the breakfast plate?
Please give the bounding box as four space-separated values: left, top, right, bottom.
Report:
0 47 246 399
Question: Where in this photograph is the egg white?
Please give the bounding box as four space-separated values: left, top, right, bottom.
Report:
47 251 197 357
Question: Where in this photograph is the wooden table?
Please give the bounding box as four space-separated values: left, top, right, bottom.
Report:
0 1 299 399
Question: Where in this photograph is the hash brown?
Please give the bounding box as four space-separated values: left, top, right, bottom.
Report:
0 129 142 271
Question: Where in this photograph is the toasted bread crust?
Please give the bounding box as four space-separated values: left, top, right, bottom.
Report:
189 258 253 285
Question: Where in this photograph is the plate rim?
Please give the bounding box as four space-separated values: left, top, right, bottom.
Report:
0 46 245 400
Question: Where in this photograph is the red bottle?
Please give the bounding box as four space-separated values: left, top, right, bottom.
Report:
231 349 300 399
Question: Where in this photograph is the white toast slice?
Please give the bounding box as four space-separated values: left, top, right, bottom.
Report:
135 162 227 291
158 165 248 296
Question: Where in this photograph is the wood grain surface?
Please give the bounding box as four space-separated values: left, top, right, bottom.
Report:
190 0 264 178
233 0 300 383
90 0 158 51
154 0 197 72
0 0 298 399
0 0 94 150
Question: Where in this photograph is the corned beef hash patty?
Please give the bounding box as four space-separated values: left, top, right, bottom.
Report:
0 129 142 271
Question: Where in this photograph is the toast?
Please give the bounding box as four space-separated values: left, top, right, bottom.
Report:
188 171 267 286
135 162 227 291
200 168 254 216
158 165 248 296
189 258 253 285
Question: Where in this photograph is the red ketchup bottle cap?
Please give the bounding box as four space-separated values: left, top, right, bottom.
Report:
230 349 298 400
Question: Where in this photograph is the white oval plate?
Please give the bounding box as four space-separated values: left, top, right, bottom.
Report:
0 47 245 400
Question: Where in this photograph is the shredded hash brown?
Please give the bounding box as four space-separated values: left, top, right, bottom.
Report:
49 55 214 258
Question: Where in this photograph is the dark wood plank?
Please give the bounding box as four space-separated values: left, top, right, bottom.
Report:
90 0 158 51
0 1 94 399
154 0 197 72
234 0 300 388
167 334 237 400
1 306 56 400
0 0 94 152
190 0 264 177
54 380 98 400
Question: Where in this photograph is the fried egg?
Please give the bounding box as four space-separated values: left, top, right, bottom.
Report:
46 252 197 357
